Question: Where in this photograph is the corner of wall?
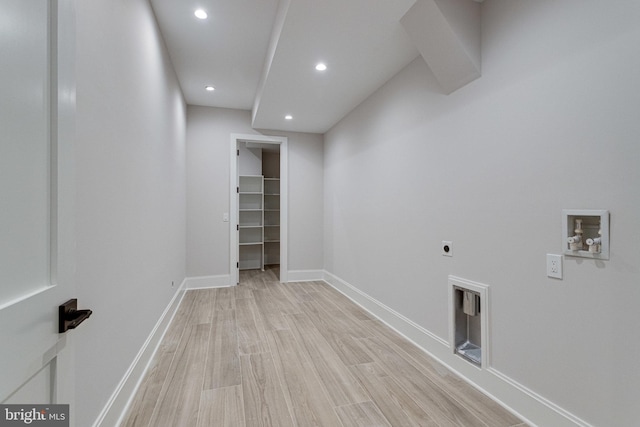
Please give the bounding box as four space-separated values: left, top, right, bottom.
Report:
92 280 187 427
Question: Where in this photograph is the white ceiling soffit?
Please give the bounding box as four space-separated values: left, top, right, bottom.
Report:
150 0 478 134
401 0 481 95
252 0 419 134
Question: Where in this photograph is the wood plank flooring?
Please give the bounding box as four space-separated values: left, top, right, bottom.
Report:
121 267 527 427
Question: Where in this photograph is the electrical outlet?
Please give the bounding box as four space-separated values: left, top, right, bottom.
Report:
546 254 563 279
442 241 453 257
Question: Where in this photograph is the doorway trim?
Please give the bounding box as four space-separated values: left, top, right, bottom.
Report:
230 133 288 284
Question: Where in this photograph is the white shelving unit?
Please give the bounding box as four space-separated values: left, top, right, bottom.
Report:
238 175 263 270
263 178 280 266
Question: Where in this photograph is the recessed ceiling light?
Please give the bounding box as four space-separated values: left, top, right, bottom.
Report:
205 85 215 91
284 115 293 120
194 9 208 19
315 63 327 71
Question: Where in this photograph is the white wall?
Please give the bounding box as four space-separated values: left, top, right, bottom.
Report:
238 142 263 176
186 107 257 278
285 132 324 273
186 106 324 279
324 1 640 426
75 0 186 425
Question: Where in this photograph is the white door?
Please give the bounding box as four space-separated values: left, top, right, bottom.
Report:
0 0 77 414
236 141 240 283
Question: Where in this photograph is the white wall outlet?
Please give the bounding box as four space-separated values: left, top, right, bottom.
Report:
442 241 453 257
223 212 229 222
547 254 563 279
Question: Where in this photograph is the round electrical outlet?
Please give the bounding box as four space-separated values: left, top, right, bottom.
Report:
442 241 453 257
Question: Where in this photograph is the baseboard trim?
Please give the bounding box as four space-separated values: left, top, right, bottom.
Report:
487 367 594 427
185 274 231 289
93 279 187 427
321 270 590 427
287 269 324 282
322 270 448 348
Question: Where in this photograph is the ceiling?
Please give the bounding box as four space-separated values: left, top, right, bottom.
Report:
149 0 420 134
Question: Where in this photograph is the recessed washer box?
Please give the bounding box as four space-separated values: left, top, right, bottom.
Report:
562 209 609 260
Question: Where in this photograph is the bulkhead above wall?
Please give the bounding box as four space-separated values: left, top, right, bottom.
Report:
401 0 482 94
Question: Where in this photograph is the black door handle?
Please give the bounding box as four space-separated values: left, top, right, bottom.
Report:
59 299 93 333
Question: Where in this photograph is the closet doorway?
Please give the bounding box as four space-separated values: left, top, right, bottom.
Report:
230 134 288 285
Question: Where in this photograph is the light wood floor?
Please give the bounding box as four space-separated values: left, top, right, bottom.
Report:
121 267 527 427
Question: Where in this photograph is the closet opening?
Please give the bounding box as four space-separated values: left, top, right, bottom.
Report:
230 134 288 285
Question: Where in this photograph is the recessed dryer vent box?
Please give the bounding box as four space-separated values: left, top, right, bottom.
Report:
449 276 489 369
562 209 609 260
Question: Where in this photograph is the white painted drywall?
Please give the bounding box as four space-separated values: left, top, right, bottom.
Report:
238 142 263 176
186 107 324 278
186 107 258 278
282 132 324 272
324 1 640 425
75 0 186 425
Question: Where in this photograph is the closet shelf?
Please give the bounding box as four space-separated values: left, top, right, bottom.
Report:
239 170 280 271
